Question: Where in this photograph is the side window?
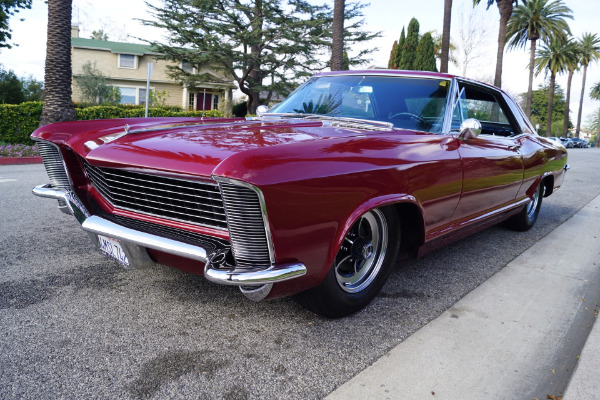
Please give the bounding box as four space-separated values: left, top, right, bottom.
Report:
455 83 519 137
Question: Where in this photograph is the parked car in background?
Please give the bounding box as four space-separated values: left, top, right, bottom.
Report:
31 70 569 318
560 137 574 148
570 137 584 148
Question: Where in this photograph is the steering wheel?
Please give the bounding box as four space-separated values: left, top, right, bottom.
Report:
388 112 428 126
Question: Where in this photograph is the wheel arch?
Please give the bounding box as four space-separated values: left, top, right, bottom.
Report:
326 194 426 270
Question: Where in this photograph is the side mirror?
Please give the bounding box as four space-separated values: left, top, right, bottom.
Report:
256 105 269 117
458 118 482 140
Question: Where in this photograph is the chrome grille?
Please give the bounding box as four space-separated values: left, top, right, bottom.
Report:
218 181 272 268
36 140 71 190
83 162 228 230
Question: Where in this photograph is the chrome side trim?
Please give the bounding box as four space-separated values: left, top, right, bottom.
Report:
32 184 306 287
204 263 306 286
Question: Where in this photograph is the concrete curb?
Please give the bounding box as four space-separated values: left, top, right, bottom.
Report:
327 194 600 400
0 157 42 165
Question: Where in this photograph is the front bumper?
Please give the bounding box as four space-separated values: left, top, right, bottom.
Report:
32 184 306 297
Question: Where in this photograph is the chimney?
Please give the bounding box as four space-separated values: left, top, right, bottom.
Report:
71 25 80 38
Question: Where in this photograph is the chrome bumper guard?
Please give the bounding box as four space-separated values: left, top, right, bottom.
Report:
32 184 306 297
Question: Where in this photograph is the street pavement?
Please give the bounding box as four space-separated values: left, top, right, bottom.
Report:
328 191 600 400
1 149 599 399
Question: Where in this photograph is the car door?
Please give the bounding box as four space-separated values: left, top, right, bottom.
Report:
450 81 524 224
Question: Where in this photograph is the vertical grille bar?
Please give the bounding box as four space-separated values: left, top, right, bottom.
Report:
217 179 274 268
36 140 71 190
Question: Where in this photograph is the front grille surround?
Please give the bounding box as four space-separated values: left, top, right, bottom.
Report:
36 140 71 190
216 177 275 268
83 162 228 230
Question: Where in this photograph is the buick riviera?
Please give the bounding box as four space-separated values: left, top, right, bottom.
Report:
32 71 568 318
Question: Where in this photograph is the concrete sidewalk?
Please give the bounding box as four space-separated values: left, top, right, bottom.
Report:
327 194 600 400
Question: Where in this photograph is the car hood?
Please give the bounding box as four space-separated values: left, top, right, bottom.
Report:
39 117 394 179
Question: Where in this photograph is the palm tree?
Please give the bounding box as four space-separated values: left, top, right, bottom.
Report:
535 37 577 136
574 33 600 137
473 0 517 88
560 39 580 137
440 0 453 73
330 0 345 71
39 0 75 126
591 81 600 146
506 0 572 118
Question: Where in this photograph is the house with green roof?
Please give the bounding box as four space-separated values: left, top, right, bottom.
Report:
71 26 235 112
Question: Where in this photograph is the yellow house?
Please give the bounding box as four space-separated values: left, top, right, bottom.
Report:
71 26 235 112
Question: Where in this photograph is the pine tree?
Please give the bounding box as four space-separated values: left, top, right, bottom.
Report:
415 32 437 72
144 0 378 114
399 18 420 70
388 41 398 68
395 28 406 69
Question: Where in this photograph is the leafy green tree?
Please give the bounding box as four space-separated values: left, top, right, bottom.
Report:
574 33 600 136
0 0 32 48
535 37 576 136
415 32 437 72
506 0 573 118
399 18 419 70
74 61 121 105
90 29 108 41
524 81 566 136
0 67 25 103
144 0 378 114
473 0 517 88
40 0 76 126
590 81 600 145
21 76 44 101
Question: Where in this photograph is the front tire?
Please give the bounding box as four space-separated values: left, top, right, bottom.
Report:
295 207 400 318
507 182 543 231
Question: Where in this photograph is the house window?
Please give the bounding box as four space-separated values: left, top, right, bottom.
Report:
119 87 137 104
188 92 195 109
118 54 137 69
139 88 147 104
182 61 194 73
213 95 219 110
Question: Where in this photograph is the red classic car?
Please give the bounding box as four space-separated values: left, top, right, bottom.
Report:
32 70 568 318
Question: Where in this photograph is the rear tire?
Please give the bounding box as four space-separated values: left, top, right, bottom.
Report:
507 182 543 231
295 207 400 318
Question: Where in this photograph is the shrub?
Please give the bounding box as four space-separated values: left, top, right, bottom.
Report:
0 102 224 145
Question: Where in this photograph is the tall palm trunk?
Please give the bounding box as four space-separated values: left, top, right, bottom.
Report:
247 0 263 115
563 69 573 137
440 0 452 73
546 72 556 137
39 0 75 126
575 64 588 136
493 0 514 88
331 0 345 71
525 39 537 119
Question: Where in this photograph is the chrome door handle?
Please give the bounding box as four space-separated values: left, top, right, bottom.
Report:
508 145 521 151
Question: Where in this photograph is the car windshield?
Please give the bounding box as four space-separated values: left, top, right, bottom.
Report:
270 75 450 133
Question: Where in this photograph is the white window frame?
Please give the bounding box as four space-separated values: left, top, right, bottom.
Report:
115 85 152 105
118 54 138 69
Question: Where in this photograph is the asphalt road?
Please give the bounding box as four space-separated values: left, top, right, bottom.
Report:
1 149 599 400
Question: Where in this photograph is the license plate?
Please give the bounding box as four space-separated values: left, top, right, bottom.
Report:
98 235 129 266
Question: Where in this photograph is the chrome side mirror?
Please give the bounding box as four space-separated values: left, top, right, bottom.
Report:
458 118 482 140
256 105 269 117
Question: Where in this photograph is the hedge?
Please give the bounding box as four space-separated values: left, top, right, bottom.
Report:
0 102 224 145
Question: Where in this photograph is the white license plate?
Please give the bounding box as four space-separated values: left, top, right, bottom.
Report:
98 235 129 266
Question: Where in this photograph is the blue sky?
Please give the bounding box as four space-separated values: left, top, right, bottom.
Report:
1 0 599 129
